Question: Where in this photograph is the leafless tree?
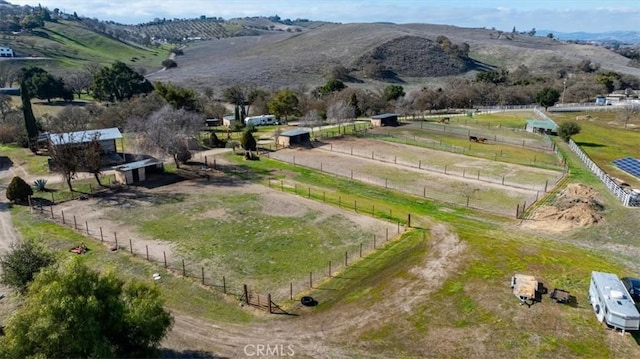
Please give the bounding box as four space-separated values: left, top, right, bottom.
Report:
300 110 323 127
48 132 100 191
326 98 355 132
0 94 13 122
45 106 92 133
0 62 19 88
64 70 93 99
128 105 202 168
618 102 640 129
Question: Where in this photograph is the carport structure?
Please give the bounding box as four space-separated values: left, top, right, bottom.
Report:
278 129 311 148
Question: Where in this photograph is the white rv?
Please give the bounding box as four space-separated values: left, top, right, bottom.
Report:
589 271 640 333
244 115 277 126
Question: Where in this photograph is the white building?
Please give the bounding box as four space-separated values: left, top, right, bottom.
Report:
0 47 14 57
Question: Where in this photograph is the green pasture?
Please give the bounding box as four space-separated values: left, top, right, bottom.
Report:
551 111 640 188
7 206 254 324
102 189 388 293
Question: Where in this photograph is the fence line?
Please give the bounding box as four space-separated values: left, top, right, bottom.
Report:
534 108 637 207
30 195 410 313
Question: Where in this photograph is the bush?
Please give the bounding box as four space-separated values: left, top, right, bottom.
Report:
557 121 581 142
169 47 184 56
162 59 177 69
176 147 192 163
0 241 55 293
6 176 33 203
33 178 47 192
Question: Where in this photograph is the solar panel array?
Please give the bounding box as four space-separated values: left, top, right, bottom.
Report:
612 157 640 178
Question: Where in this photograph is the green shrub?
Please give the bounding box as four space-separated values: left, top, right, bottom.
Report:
6 176 33 203
33 178 47 192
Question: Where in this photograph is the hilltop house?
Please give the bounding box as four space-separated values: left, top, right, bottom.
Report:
0 46 14 57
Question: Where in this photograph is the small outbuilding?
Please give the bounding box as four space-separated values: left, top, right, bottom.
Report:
525 118 557 135
277 129 311 148
49 127 123 154
370 113 399 127
113 158 163 185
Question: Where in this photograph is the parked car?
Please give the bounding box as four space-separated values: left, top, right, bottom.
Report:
621 277 640 302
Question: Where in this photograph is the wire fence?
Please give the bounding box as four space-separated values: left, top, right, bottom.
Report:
28 181 411 314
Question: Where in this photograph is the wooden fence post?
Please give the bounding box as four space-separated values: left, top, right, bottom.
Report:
407 214 411 228
244 284 249 305
146 245 149 261
290 282 293 300
114 232 118 248
360 242 363 257
85 221 89 235
182 259 186 277
163 251 167 268
100 227 103 242
345 251 348 266
73 215 77 230
201 267 205 284
309 272 313 288
223 276 226 294
329 260 332 277
268 293 272 314
129 239 133 254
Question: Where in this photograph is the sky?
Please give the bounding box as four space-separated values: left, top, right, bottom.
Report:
6 0 640 33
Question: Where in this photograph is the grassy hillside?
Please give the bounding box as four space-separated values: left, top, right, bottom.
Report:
5 20 165 71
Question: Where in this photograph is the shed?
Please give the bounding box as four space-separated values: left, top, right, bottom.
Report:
278 129 311 148
525 118 557 135
370 113 399 127
205 118 221 127
49 127 123 154
113 158 163 185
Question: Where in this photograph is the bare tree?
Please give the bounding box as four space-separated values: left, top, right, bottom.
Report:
128 105 202 168
300 110 323 128
618 102 640 129
48 134 85 191
64 70 93 99
0 62 19 88
326 98 355 133
45 106 92 133
0 94 13 122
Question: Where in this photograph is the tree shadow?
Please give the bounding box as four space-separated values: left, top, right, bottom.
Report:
159 348 228 359
0 156 13 171
574 142 606 148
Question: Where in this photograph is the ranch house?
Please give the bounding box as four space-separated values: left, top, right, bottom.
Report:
48 127 125 167
0 46 14 57
370 113 399 127
278 128 311 148
525 118 557 135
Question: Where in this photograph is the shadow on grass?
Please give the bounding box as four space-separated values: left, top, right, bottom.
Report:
574 142 606 148
159 348 228 359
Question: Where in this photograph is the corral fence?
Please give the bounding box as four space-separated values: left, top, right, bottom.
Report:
28 183 412 314
533 108 638 208
567 139 636 207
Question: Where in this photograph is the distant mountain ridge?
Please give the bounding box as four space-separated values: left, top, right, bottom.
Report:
541 30 640 44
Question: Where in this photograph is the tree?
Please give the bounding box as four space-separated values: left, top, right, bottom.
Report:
48 135 84 191
20 71 39 152
127 105 201 168
317 79 346 96
223 86 248 123
64 70 93 99
535 87 560 110
21 67 67 102
326 99 355 132
83 138 105 186
5 176 33 203
557 121 581 142
383 84 405 102
240 128 257 157
0 241 55 293
268 88 299 122
45 106 92 133
161 59 177 69
0 259 173 358
154 81 198 110
91 61 153 102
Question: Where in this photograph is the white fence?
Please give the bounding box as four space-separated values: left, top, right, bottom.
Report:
567 139 634 207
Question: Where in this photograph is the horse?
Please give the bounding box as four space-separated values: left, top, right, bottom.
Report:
469 136 478 142
477 137 487 143
439 117 450 124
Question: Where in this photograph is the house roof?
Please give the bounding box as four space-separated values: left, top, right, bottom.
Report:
526 118 557 131
112 158 162 172
49 128 122 146
371 113 399 119
281 129 311 137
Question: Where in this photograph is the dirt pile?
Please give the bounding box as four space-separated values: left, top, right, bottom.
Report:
523 183 605 232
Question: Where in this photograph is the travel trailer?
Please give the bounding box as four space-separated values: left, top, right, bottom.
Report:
244 115 277 126
589 271 640 333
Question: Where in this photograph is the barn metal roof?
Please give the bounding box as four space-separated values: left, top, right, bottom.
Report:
526 118 557 130
281 128 311 137
49 127 122 146
112 158 162 172
371 113 399 119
